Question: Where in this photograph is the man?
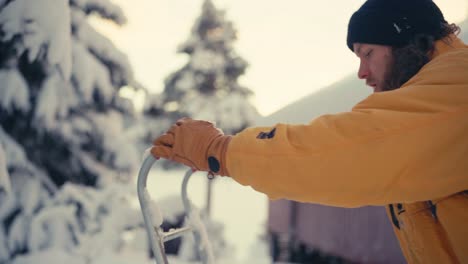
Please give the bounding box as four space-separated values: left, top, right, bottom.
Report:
151 0 468 262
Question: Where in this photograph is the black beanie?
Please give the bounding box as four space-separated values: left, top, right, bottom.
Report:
347 0 447 51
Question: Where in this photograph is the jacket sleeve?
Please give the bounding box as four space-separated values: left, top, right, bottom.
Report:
226 51 468 208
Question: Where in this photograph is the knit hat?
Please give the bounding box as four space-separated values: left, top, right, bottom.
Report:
347 0 447 51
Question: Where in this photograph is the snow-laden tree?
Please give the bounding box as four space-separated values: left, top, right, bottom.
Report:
144 0 258 137
0 0 140 186
0 0 147 262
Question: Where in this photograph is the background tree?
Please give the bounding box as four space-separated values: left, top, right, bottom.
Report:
0 0 148 262
144 0 258 139
137 1 249 259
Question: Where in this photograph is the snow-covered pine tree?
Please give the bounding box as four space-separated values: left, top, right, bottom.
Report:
0 0 139 187
0 0 147 262
145 0 258 136
140 2 249 259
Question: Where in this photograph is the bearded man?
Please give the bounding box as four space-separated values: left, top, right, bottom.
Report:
151 0 468 262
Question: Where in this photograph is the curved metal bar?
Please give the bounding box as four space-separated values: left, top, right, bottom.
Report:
137 155 168 264
181 170 215 264
181 169 194 213
162 226 192 242
137 155 215 264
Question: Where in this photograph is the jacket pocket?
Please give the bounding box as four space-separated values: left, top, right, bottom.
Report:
391 202 458 263
434 192 468 262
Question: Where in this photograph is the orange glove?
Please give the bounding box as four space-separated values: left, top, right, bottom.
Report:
151 118 232 176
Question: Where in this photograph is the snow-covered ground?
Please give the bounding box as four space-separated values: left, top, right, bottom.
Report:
10 165 271 264
143 167 270 264
12 248 271 264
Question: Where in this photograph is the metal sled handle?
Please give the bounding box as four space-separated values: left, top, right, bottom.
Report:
137 154 215 264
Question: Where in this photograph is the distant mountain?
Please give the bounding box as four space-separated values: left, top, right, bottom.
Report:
256 74 371 125
257 17 468 126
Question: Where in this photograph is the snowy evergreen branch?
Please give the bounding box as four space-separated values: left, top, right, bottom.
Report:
69 0 127 25
0 127 57 193
0 0 72 80
33 69 78 131
0 0 142 261
153 0 258 135
71 41 114 106
71 8 134 87
0 68 30 113
0 143 11 195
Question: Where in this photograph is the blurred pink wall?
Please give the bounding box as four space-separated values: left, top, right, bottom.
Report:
268 200 406 263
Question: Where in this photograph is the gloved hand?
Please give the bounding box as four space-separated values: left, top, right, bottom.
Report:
151 118 232 176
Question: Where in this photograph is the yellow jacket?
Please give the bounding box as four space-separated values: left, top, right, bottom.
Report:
226 35 468 263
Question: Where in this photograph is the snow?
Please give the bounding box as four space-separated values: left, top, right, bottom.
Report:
178 93 257 134
0 226 8 263
88 111 139 171
155 0 259 136
8 213 29 254
72 8 134 87
12 250 86 264
145 190 164 227
145 168 269 263
184 207 216 263
3 166 270 264
1 0 145 262
33 70 77 130
154 195 182 224
10 248 270 264
5 173 51 255
0 143 10 195
216 92 258 131
19 176 43 215
190 49 226 72
0 69 30 113
3 180 149 262
53 109 140 185
0 0 72 79
28 205 77 252
174 72 196 93
71 41 114 105
0 126 57 195
70 0 127 25
0 127 25 167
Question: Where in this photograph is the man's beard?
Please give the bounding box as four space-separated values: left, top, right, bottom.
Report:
381 44 431 92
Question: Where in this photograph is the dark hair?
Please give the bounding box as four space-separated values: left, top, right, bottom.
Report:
382 22 460 91
434 23 461 42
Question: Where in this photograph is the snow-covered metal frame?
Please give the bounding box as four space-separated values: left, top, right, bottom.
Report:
137 155 215 264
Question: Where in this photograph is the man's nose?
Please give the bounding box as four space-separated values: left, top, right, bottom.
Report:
358 61 369 79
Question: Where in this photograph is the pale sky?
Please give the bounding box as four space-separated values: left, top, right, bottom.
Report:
94 0 467 116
